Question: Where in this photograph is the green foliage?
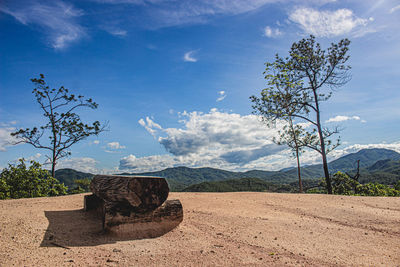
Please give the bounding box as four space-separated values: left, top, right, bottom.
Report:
356 183 400 197
0 159 67 199
332 171 359 195
11 74 106 178
251 35 352 194
395 180 400 191
68 177 92 194
317 171 400 197
55 168 94 188
116 149 400 191
182 178 294 193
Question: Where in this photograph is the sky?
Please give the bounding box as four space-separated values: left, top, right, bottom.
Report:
1 0 400 174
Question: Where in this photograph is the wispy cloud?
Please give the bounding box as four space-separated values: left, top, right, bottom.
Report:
389 4 400 14
183 51 197 62
263 26 282 37
326 115 366 123
91 0 275 28
289 8 370 37
0 0 85 49
216 91 227 102
138 117 162 137
103 27 128 37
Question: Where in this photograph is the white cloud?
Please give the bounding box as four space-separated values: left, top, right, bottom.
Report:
389 5 400 13
93 140 100 145
183 51 197 62
289 8 370 37
0 127 17 152
107 141 126 150
26 153 42 162
0 0 85 49
263 26 282 37
103 27 127 37
119 139 400 173
56 157 99 173
325 115 365 123
129 108 290 172
139 117 163 137
136 0 275 27
216 91 226 102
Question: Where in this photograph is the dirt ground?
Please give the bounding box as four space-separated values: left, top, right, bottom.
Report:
0 192 399 266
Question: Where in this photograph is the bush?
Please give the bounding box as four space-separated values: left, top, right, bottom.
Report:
315 171 400 197
357 183 400 197
68 178 92 194
0 159 67 199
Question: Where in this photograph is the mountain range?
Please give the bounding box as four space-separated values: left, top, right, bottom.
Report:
55 148 400 191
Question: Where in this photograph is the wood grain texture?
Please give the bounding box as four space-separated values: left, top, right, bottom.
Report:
90 175 169 213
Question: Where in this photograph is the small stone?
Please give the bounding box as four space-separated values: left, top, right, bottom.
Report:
113 248 121 253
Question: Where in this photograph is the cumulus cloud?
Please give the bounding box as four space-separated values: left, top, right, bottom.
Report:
119 139 400 173
216 91 226 102
93 140 100 145
56 157 99 173
325 115 366 123
183 51 197 62
0 0 85 49
107 141 126 150
0 127 17 152
289 8 370 37
263 26 282 37
126 108 292 172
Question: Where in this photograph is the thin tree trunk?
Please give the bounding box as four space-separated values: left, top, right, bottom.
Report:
51 161 56 179
313 89 332 194
289 117 303 193
295 147 303 193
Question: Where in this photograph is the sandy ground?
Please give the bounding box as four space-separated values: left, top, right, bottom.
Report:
0 192 399 267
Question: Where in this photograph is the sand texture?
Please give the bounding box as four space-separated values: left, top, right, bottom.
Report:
0 192 399 266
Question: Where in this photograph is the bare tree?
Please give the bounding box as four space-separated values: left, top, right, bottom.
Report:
11 74 107 178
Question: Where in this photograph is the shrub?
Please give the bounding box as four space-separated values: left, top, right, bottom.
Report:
315 171 400 197
0 159 67 199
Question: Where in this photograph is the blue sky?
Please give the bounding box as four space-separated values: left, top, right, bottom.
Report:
1 0 400 174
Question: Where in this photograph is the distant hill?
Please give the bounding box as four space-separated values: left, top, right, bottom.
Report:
55 148 400 191
182 178 293 193
54 168 94 188
348 159 400 185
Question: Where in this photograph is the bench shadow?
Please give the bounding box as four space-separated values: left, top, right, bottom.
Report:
40 209 177 248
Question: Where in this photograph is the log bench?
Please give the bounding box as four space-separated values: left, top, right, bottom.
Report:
84 175 183 239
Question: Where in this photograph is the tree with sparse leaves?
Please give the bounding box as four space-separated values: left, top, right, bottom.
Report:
251 59 308 193
251 35 351 194
11 74 106 178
